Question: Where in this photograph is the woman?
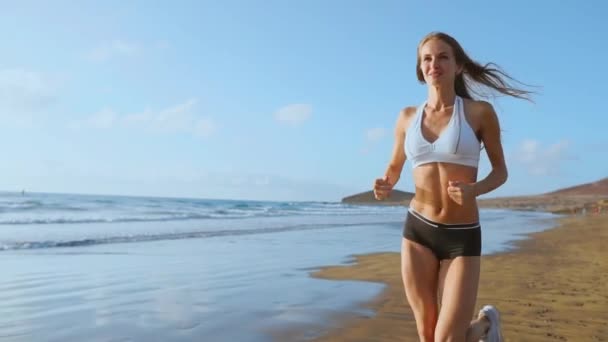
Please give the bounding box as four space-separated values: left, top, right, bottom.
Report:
373 32 533 342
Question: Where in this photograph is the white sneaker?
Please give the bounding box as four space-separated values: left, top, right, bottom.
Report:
479 305 504 342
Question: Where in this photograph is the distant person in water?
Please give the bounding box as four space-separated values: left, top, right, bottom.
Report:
373 32 534 342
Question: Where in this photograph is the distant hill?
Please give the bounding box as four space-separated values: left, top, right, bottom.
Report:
341 189 414 206
544 177 608 196
478 176 608 213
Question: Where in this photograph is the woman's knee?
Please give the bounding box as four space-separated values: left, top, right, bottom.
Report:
412 307 438 342
402 286 438 341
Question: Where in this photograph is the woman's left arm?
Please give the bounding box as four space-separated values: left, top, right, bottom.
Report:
472 101 508 197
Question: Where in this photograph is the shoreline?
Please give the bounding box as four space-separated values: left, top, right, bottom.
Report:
284 213 607 341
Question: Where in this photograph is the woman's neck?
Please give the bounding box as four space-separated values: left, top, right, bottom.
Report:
427 86 456 111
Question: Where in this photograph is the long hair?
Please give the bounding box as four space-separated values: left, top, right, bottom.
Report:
416 32 535 101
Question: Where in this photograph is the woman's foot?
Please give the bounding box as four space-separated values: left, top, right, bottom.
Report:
478 305 504 342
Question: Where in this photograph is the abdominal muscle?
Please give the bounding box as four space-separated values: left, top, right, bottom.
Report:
409 162 480 224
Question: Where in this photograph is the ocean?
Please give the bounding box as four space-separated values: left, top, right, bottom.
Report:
0 192 559 341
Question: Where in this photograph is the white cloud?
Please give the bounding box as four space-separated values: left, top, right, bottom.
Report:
86 39 141 62
74 98 216 137
0 68 57 113
360 127 387 154
149 99 198 132
515 139 574 176
366 127 386 142
193 118 216 138
274 104 312 125
86 108 117 129
122 109 152 125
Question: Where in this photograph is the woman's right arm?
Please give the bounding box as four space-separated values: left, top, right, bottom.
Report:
374 107 415 199
384 107 415 186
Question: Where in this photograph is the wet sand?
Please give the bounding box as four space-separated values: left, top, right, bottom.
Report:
309 214 608 341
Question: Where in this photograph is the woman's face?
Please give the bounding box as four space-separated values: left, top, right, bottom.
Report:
419 38 461 87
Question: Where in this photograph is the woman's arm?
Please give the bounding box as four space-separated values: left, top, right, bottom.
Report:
385 109 408 185
374 107 413 199
472 102 508 197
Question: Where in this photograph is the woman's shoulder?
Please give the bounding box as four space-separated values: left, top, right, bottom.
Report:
400 105 419 119
395 106 419 132
463 98 495 114
462 98 498 123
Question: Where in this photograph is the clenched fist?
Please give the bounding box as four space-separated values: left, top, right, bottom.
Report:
373 176 393 200
447 180 476 205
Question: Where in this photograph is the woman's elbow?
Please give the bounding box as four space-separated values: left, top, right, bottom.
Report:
498 167 508 185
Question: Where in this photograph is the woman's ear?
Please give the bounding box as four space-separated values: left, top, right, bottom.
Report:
457 65 464 76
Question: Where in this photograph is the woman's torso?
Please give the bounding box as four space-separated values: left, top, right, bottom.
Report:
403 96 484 224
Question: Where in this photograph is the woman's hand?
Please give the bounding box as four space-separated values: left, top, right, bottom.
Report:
374 176 393 200
447 180 477 205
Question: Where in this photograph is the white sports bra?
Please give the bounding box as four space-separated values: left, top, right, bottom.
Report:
404 96 481 168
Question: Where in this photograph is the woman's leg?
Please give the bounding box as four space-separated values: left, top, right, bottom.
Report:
436 258 489 341
434 256 481 342
401 238 440 342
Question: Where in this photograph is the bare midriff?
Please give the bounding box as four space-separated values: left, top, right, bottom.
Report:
409 162 479 224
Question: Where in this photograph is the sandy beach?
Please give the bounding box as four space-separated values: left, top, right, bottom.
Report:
309 214 607 341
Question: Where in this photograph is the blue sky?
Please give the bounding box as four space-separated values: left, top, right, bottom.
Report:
1 0 607 201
